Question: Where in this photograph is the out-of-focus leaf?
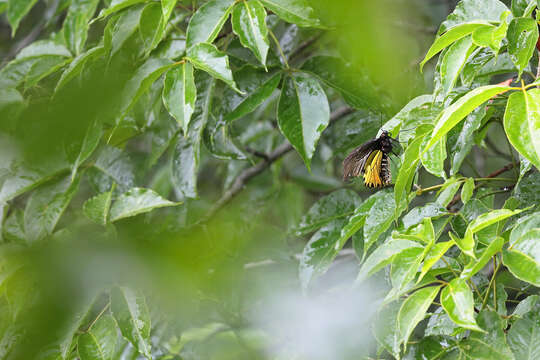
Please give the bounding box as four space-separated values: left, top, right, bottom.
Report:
3 209 26 243
70 121 102 180
96 0 147 20
508 307 540 359
294 189 360 235
440 278 483 332
259 0 321 27
364 190 396 253
171 133 197 200
109 4 145 57
397 286 440 350
356 239 422 284
461 178 475 204
440 35 477 95
277 72 329 170
503 229 540 286
511 0 534 16
94 145 135 188
374 301 402 359
203 114 246 160
231 0 269 67
78 314 117 360
63 0 100 55
139 3 165 56
0 88 25 127
119 58 174 118
461 236 503 279
110 287 151 358
24 175 80 242
187 43 241 92
110 187 179 222
83 187 114 225
163 62 197 134
439 0 511 33
185 0 235 49
418 240 455 283
299 218 346 291
460 311 514 359
507 17 538 77
55 46 105 92
420 22 491 71
424 85 510 152
6 0 39 35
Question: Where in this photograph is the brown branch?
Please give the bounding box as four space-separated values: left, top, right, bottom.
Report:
446 162 519 210
200 106 354 222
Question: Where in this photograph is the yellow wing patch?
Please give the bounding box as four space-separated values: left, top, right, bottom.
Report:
363 150 383 188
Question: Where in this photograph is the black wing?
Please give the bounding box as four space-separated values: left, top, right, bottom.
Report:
342 139 378 181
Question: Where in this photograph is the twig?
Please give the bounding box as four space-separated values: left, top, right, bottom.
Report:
200 107 353 222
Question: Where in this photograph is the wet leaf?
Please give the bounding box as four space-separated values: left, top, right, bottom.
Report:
231 0 269 67
187 43 241 92
507 17 538 77
440 278 483 332
185 0 235 49
259 0 321 27
163 62 197 134
110 187 179 222
78 315 117 360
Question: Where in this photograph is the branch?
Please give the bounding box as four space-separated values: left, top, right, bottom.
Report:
446 162 518 210
200 106 354 222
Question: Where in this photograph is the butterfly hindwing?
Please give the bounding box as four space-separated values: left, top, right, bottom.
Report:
342 138 378 180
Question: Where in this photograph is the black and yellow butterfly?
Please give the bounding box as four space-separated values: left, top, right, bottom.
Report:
342 131 397 188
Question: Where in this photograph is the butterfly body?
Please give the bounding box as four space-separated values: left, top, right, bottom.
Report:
342 131 395 188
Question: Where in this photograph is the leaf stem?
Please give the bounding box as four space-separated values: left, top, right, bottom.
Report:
481 256 500 310
269 29 289 69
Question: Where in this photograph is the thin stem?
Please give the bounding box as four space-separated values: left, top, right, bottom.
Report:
481 257 501 310
268 29 289 69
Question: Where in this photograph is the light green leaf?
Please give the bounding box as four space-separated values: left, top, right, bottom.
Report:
510 212 540 245
424 85 511 153
70 120 102 180
507 17 538 77
420 22 492 71
390 247 424 292
55 46 105 92
418 240 455 283
83 187 114 225
508 307 540 360
467 208 523 233
437 178 462 207
524 89 540 167
440 278 484 332
364 190 396 253
187 43 241 92
398 286 440 350
63 0 100 55
440 35 477 95
231 0 269 67
461 236 504 279
277 72 329 170
373 300 402 359
356 239 422 284
394 135 424 217
110 287 151 358
139 2 165 56
163 62 197 134
421 135 447 179
24 175 80 242
110 187 179 222
7 0 39 35
450 230 475 258
381 94 433 136
461 178 475 204
78 314 117 360
503 229 540 286
119 57 174 118
259 0 321 27
185 0 235 49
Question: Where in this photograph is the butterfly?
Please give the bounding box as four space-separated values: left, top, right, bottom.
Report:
342 131 397 188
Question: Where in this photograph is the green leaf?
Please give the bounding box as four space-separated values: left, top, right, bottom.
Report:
440 35 477 95
225 72 280 122
295 189 360 235
397 286 440 349
109 4 145 57
390 247 424 292
418 240 455 283
424 85 511 153
373 300 402 359
24 176 80 242
171 134 198 199
467 208 523 233
403 203 447 229
119 57 174 118
460 311 514 359
63 0 100 55
231 0 269 67
95 0 147 20
439 0 511 33
507 17 538 77
420 22 491 71
70 120 102 180
185 0 235 49
139 2 165 56
461 236 504 279
55 46 105 92
78 314 117 360
503 228 540 286
508 307 540 359
259 0 321 27
187 43 241 93
277 72 329 170
110 188 179 222
110 287 151 358
163 62 197 134
6 0 39 35
83 188 114 225
299 219 346 291
450 230 475 258
421 135 447 179
440 278 483 332
510 212 540 245
461 178 475 204
364 190 396 253
356 239 422 284
394 135 424 217
94 145 135 188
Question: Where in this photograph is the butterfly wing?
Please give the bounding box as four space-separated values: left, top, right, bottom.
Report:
342 139 378 180
363 150 384 187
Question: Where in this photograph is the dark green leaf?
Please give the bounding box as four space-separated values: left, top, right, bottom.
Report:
507 17 538 77
109 4 145 57
55 46 105 92
231 0 269 67
7 0 39 35
163 62 197 134
94 145 135 188
110 287 151 358
277 72 329 170
508 307 540 359
460 311 513 359
440 278 483 332
187 43 241 92
63 0 100 55
185 0 235 49
171 133 197 199
259 0 321 27
95 0 147 20
110 188 179 222
70 121 102 180
78 314 117 360
503 228 540 286
139 3 165 56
